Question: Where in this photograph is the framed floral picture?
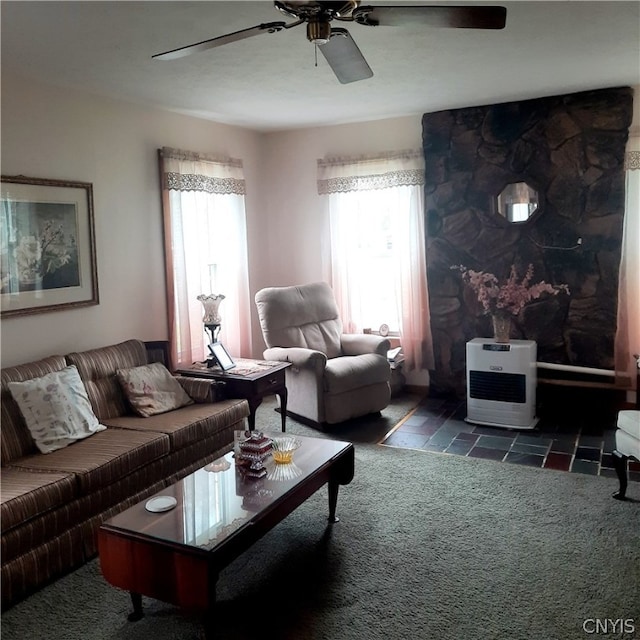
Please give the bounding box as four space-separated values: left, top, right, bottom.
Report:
1 175 99 317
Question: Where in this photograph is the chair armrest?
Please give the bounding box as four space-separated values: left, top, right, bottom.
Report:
264 347 327 373
341 334 390 357
174 376 226 403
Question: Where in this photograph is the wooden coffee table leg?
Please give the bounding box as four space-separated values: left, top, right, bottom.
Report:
328 479 340 523
202 568 219 640
328 446 355 522
203 610 215 639
128 592 144 621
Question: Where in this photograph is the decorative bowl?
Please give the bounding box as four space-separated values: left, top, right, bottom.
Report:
267 461 303 481
271 436 301 464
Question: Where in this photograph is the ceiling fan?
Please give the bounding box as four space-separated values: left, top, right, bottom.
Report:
153 1 507 84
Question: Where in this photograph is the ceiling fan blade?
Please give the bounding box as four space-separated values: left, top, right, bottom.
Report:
153 21 289 60
352 5 507 29
318 28 373 84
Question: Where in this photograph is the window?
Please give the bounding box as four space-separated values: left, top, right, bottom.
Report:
318 150 434 370
159 147 252 368
615 140 640 390
327 188 409 334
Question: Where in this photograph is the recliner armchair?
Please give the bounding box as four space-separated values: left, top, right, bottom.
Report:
254 282 391 427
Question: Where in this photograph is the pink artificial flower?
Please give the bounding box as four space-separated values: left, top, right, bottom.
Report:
452 264 569 317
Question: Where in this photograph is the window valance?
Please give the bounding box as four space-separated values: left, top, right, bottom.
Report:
317 149 424 194
160 147 246 195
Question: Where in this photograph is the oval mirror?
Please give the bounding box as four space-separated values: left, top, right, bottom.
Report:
496 182 539 223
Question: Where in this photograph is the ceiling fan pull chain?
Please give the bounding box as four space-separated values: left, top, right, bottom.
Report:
315 43 318 67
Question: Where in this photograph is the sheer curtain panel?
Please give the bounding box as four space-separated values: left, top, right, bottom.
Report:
615 137 640 395
159 147 251 369
318 150 434 371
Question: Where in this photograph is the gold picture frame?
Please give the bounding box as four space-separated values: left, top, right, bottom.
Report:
1 175 99 317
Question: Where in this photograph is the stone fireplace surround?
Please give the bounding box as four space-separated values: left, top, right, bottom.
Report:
423 87 633 397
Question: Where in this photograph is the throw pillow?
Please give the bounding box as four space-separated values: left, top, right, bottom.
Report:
8 365 106 454
116 362 194 417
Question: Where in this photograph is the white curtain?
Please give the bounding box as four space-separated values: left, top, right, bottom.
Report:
317 150 434 371
160 147 251 368
615 136 640 394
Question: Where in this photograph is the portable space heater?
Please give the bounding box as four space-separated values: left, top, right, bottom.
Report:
465 338 538 430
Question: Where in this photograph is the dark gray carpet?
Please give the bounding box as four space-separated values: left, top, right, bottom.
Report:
2 395 639 640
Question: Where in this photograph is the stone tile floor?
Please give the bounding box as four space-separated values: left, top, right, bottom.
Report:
381 389 640 484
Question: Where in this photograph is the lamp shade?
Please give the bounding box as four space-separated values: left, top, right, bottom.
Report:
197 294 225 324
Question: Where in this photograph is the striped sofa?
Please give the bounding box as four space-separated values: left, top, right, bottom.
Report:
0 339 249 609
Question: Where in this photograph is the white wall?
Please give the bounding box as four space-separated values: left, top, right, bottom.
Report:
0 72 264 366
1 71 424 368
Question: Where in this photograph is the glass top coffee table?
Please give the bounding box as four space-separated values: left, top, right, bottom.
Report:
98 433 354 639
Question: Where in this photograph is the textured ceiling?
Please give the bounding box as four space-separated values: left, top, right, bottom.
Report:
2 1 639 132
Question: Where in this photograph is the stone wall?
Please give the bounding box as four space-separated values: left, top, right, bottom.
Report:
423 88 633 397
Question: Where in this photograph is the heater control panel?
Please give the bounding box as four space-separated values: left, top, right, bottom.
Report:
482 344 511 352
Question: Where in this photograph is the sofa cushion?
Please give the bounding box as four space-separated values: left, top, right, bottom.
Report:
1 355 69 465
116 362 193 417
0 468 77 531
101 399 248 450
9 427 169 495
8 365 106 454
66 340 148 420
324 354 390 394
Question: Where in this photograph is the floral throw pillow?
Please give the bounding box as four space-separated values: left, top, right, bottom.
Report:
8 365 106 454
116 362 194 417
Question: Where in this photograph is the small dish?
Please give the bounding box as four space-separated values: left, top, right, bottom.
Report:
145 496 177 513
271 436 301 464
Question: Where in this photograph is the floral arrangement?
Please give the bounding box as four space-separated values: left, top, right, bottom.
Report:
452 263 569 317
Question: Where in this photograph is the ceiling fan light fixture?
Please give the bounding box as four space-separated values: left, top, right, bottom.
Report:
307 20 332 44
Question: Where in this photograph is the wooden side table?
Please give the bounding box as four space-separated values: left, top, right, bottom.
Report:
176 359 291 432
